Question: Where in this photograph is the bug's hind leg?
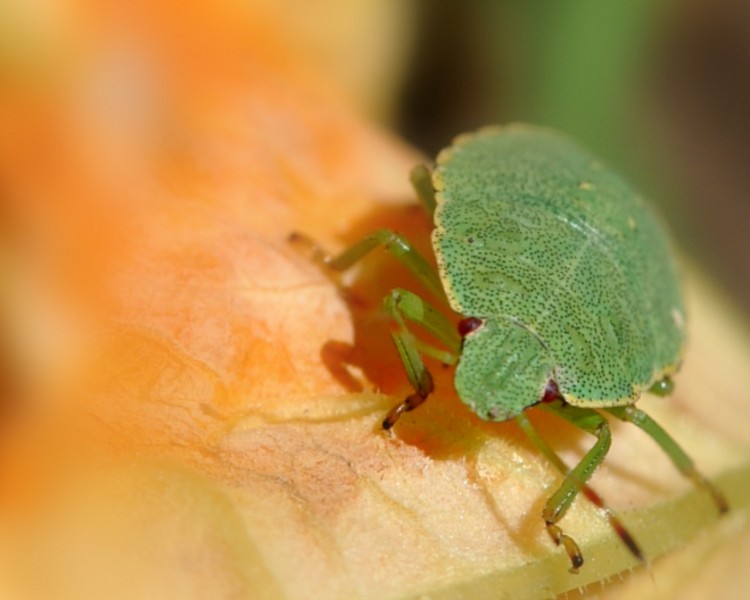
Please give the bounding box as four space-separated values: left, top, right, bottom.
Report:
607 405 729 514
381 288 459 430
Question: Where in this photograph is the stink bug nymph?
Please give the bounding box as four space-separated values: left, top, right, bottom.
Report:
290 124 728 572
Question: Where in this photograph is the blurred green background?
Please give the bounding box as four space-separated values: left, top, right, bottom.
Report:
396 0 750 315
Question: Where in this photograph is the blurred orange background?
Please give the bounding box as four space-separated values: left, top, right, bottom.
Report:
0 2 748 599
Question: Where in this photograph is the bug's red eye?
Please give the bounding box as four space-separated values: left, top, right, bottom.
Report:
457 317 483 337
541 380 561 404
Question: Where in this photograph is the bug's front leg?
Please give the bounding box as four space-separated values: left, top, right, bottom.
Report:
288 228 445 301
289 230 458 431
381 288 459 430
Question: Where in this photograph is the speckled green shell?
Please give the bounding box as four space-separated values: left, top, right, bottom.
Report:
432 125 685 419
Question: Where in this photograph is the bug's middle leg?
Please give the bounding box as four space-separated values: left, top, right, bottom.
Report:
536 401 615 572
516 410 644 567
381 288 459 430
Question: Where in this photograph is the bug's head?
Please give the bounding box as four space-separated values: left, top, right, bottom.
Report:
454 317 554 422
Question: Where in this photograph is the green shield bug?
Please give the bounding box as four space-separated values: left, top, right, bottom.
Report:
290 124 728 572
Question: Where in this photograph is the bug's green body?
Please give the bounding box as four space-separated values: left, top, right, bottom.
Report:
433 126 685 420
291 123 726 572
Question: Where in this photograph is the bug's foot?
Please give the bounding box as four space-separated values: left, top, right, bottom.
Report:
691 473 730 515
287 231 311 248
382 400 409 431
713 487 730 515
546 522 584 573
382 408 401 431
382 392 428 431
288 231 328 265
